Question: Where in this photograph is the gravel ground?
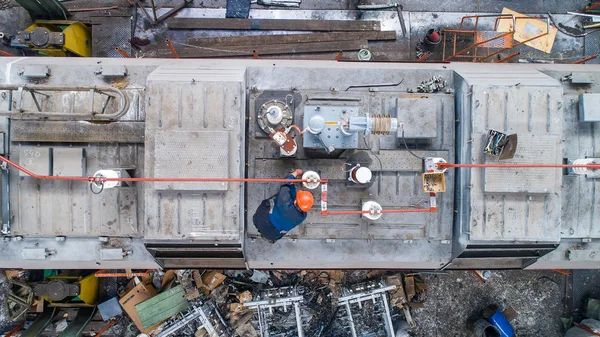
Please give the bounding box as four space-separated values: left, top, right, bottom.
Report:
410 270 567 337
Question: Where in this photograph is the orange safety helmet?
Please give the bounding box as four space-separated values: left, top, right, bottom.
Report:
296 190 314 213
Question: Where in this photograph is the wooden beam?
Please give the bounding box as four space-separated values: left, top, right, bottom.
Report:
187 31 396 46
168 18 381 31
158 39 368 58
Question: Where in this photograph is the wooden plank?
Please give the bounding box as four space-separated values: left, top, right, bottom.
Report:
168 18 381 31
157 39 368 58
186 31 396 46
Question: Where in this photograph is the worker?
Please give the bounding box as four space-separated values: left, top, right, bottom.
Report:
253 168 314 242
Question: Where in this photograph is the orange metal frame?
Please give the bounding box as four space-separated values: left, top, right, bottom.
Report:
442 14 550 63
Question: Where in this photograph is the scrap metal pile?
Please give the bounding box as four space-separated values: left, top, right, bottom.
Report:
0 269 428 337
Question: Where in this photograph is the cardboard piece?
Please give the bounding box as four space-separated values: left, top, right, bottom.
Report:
119 282 160 333
161 270 177 291
385 275 408 309
237 291 252 304
198 271 226 294
496 8 557 53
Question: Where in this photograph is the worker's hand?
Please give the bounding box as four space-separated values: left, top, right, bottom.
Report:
291 168 303 178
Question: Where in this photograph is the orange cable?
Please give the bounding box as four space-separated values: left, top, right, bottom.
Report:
289 125 305 135
438 163 600 169
0 155 327 184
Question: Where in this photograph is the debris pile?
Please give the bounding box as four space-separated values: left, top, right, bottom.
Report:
0 269 428 337
416 75 447 93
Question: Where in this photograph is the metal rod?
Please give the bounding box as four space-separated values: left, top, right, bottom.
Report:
345 79 403 91
0 85 130 121
381 293 396 337
166 39 179 58
495 52 520 63
149 0 158 22
133 0 156 25
156 0 192 23
478 16 550 62
115 47 131 58
294 302 304 337
345 302 358 337
29 91 43 112
100 95 112 114
574 55 599 64
443 31 512 62
416 51 431 62
585 2 600 12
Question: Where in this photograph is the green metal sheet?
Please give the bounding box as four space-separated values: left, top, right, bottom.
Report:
21 307 58 337
135 285 189 329
58 307 96 337
15 0 69 20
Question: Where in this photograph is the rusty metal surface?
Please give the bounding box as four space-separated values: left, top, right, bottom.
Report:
10 121 145 143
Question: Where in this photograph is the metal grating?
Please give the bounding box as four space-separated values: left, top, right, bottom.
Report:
484 135 558 193
584 31 600 64
92 17 132 58
153 130 229 191
475 31 513 49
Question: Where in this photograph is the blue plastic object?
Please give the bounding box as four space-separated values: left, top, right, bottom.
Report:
486 308 514 337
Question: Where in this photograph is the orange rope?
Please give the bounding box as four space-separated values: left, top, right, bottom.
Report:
0 50 14 57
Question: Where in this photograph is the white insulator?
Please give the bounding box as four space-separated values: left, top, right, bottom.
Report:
573 158 597 176
93 169 121 189
302 171 321 190
348 165 372 184
362 201 383 220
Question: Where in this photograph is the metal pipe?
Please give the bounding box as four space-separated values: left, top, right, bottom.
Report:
294 302 304 337
381 293 396 337
345 302 358 337
0 85 130 121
